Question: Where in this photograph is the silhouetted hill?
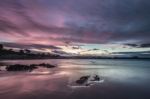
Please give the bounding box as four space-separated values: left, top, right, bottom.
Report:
0 44 150 60
0 44 60 59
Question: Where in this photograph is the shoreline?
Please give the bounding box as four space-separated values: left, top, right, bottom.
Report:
0 58 150 61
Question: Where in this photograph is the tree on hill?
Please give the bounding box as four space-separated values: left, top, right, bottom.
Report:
19 49 25 54
25 49 31 54
0 44 3 50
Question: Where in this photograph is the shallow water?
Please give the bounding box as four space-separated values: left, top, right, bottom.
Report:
0 59 150 99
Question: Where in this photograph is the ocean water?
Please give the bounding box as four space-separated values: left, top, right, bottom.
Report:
0 59 150 99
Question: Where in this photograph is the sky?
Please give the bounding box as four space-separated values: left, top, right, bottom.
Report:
0 0 150 57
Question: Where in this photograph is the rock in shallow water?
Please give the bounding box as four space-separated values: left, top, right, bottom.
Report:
6 63 56 71
6 64 37 71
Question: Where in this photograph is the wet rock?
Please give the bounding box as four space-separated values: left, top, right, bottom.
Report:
6 63 56 71
76 76 90 84
91 75 100 81
6 64 37 71
38 63 56 68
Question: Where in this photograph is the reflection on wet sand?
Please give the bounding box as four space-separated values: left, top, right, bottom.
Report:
0 59 150 99
0 71 105 98
0 71 69 95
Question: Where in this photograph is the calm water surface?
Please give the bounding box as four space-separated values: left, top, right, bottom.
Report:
0 59 150 99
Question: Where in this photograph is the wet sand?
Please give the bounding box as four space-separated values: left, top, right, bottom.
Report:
0 59 150 99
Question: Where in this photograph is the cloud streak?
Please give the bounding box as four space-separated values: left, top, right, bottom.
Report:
2 42 61 50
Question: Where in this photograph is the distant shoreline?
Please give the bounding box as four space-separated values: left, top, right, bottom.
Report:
0 45 150 60
0 57 150 60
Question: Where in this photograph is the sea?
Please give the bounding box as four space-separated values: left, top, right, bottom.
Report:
0 59 150 99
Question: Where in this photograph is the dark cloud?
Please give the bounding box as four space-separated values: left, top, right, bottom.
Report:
80 48 100 53
124 44 139 48
140 44 150 48
0 17 20 33
52 50 73 55
0 0 72 35
92 48 100 51
72 46 81 50
2 42 61 50
124 43 150 48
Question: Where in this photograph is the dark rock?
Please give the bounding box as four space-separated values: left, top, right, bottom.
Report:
38 63 56 68
6 64 37 71
6 63 56 71
91 75 100 81
76 76 90 85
